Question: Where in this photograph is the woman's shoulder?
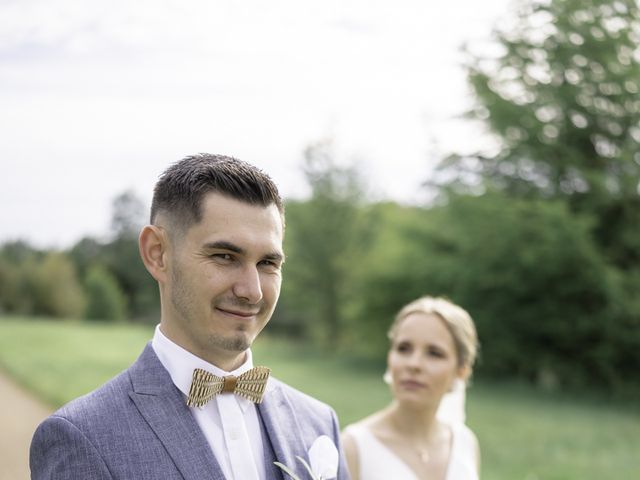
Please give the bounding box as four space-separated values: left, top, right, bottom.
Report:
342 416 382 480
449 422 481 476
343 411 389 438
452 422 479 448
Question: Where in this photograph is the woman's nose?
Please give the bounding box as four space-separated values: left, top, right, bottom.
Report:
406 351 424 370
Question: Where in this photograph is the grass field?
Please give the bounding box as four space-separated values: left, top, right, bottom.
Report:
1 316 638 479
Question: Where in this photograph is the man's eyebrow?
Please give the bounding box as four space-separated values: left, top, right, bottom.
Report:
202 241 284 263
264 251 285 264
202 241 244 254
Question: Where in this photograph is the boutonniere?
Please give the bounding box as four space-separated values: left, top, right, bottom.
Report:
275 435 339 480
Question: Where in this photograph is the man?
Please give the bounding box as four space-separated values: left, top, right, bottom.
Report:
30 154 349 479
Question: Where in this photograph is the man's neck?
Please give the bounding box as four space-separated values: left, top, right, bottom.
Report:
208 351 248 373
157 323 248 372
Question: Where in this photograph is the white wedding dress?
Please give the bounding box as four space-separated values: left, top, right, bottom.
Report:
344 422 479 480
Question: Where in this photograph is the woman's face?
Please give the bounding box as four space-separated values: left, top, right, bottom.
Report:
387 312 462 408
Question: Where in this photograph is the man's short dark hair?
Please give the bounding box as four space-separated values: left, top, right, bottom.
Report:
150 154 284 231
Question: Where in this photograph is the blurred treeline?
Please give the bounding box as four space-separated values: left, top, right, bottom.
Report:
0 191 157 323
1 0 639 396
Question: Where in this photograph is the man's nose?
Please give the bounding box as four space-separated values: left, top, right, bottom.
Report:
232 265 263 304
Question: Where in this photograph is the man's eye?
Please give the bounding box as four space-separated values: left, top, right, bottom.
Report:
396 343 412 353
211 253 233 261
259 259 282 270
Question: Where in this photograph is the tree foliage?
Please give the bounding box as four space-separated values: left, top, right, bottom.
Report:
66 190 159 322
356 193 627 389
277 140 372 344
101 235 158 320
31 252 87 318
0 245 36 314
110 189 146 240
0 243 86 318
426 0 640 392
84 265 128 321
446 0 640 196
0 190 156 322
439 0 640 266
101 189 158 320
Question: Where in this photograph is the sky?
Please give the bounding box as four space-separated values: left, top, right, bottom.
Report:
0 0 514 249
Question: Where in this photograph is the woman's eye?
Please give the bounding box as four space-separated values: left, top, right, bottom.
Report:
428 348 445 358
396 343 412 353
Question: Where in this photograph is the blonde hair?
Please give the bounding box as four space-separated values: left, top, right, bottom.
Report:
388 296 479 370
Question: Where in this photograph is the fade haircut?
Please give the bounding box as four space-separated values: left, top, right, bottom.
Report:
150 154 284 233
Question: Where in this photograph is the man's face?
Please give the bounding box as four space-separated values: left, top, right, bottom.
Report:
162 192 284 367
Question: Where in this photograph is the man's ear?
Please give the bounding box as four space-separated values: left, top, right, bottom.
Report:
139 225 169 283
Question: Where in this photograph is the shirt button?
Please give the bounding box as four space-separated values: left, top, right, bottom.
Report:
229 429 239 441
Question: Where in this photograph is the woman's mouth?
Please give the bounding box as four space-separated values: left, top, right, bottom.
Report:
399 379 426 390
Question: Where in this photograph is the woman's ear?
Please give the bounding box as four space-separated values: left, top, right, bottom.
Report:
139 225 169 283
456 364 471 384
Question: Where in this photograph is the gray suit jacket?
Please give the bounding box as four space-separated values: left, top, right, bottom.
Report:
30 344 350 479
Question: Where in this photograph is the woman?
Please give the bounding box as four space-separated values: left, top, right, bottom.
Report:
342 296 480 480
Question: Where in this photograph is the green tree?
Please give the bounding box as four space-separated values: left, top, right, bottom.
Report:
69 236 104 279
0 255 21 313
346 201 429 355
102 190 158 320
439 0 640 266
278 140 371 345
110 189 146 240
67 191 157 322
431 0 640 392
358 193 623 390
32 252 87 318
0 241 43 314
84 265 128 321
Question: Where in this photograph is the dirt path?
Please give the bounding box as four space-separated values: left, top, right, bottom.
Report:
0 371 53 480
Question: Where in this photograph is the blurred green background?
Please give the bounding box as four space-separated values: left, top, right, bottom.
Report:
0 317 638 479
2 1 640 478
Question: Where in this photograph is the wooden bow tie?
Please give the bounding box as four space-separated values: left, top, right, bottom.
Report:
186 366 271 407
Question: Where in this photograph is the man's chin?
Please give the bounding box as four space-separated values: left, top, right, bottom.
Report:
215 333 252 353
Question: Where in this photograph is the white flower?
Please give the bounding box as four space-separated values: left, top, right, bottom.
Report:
274 435 339 480
308 435 338 479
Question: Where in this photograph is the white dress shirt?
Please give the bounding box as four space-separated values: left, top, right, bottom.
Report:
152 325 267 480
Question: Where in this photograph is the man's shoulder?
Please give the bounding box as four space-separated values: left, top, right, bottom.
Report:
53 367 134 422
51 343 162 423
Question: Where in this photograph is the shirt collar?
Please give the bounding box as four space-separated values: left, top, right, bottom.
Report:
151 324 255 411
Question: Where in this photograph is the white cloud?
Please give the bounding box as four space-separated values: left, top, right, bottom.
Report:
0 0 513 248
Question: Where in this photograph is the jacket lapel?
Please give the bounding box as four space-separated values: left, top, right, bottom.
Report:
128 344 226 480
257 407 285 480
257 381 308 474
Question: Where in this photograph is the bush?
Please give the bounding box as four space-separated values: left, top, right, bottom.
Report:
84 265 128 321
32 252 87 319
356 193 626 391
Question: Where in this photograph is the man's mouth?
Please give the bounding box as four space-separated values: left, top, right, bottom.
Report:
216 307 260 318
